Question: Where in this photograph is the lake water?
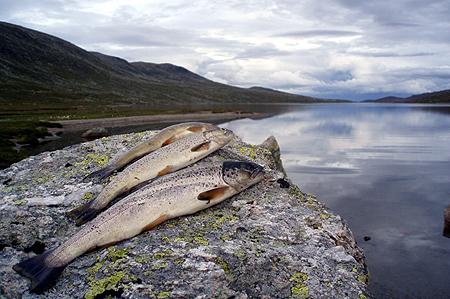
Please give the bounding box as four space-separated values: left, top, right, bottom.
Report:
222 104 450 298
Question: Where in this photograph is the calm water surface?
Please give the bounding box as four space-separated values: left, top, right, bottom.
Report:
223 104 450 298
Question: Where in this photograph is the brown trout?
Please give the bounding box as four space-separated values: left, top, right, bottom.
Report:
67 128 233 225
13 161 265 293
85 122 218 181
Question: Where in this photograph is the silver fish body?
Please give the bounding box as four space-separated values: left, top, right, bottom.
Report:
13 161 265 293
67 128 233 225
85 122 218 181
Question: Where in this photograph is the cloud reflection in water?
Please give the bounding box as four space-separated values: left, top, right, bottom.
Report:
223 104 450 298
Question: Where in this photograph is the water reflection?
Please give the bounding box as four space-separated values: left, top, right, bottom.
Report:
222 104 450 298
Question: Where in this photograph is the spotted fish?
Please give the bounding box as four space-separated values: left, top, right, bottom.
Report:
67 128 233 225
13 161 265 293
85 122 218 181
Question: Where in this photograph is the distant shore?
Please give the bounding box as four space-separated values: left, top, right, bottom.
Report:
52 111 268 132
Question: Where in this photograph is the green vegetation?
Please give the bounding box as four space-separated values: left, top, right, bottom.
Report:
290 272 309 298
0 119 62 169
84 246 133 299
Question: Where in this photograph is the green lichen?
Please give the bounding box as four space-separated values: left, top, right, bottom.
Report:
320 213 331 220
289 186 305 201
174 258 185 265
82 192 94 201
84 246 130 298
290 272 309 298
76 153 110 169
234 249 247 260
193 236 209 246
215 257 231 274
174 236 192 243
357 274 369 284
152 261 169 270
153 249 173 259
33 173 54 184
359 293 367 299
84 271 126 299
87 261 104 275
239 145 257 160
135 254 151 264
107 247 129 262
12 198 27 206
157 291 171 299
165 222 176 228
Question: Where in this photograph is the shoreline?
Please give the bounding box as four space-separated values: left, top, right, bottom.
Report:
53 111 268 132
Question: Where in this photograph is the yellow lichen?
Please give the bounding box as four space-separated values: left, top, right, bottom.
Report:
215 257 231 274
357 274 369 284
152 261 169 270
157 291 171 299
193 236 209 246
12 199 27 206
84 246 130 298
290 272 309 298
174 258 185 265
239 145 257 160
82 192 94 201
153 249 173 259
84 271 125 299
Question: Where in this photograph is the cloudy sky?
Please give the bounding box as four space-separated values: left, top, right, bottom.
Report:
2 0 450 100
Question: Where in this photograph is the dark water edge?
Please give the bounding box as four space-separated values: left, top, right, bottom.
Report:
222 103 450 298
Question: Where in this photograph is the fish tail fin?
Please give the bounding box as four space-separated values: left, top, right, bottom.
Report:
83 166 114 182
66 201 99 226
13 250 65 293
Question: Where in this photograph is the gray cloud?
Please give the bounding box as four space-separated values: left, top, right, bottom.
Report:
1 0 450 100
347 51 436 57
273 30 362 38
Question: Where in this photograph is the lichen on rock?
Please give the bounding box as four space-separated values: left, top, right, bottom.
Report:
0 129 368 298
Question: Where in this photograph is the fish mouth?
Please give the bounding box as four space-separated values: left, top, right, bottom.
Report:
250 165 265 180
205 128 234 144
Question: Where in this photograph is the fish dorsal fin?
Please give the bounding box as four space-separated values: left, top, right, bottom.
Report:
187 125 203 132
191 141 211 152
157 165 173 176
198 186 230 203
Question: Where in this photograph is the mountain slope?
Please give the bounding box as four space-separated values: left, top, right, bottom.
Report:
365 90 450 103
0 21 325 106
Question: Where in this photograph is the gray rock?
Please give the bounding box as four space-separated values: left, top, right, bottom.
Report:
81 127 109 140
0 130 368 298
444 205 450 238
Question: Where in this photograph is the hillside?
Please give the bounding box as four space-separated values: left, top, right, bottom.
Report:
0 21 324 108
365 90 450 103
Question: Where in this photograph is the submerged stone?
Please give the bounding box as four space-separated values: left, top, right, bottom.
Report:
0 130 367 298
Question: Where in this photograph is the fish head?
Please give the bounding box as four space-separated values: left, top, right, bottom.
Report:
203 128 234 147
222 161 265 191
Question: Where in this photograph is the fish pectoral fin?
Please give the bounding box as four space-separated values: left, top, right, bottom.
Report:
187 125 203 132
161 136 176 147
197 186 230 204
141 214 169 233
191 141 211 152
157 165 174 176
